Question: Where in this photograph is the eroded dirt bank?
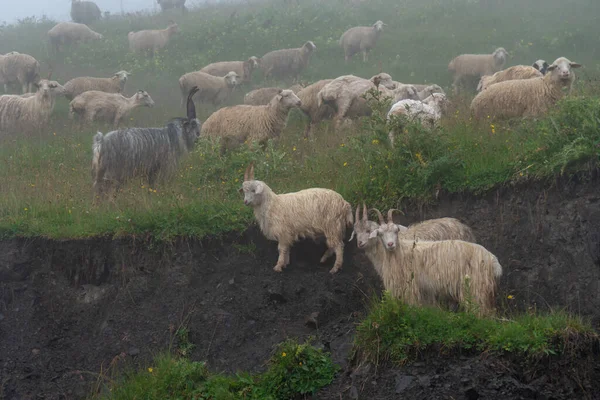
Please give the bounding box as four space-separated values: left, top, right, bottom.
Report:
1 173 600 399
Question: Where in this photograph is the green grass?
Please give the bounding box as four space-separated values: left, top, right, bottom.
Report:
0 0 600 241
93 339 339 400
355 292 597 365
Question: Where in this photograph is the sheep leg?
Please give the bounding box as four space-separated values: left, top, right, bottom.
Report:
3 84 7 93
274 242 290 272
320 248 334 263
21 82 28 94
362 50 368 63
329 243 344 274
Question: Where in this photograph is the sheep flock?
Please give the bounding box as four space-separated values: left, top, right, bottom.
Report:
0 0 593 319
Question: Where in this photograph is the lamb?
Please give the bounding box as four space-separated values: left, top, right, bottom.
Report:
91 87 200 201
370 208 502 316
0 79 65 135
532 59 549 75
63 70 131 100
448 47 508 94
200 56 260 84
477 65 543 92
48 22 104 54
296 79 334 138
339 20 386 62
240 163 353 274
259 41 316 81
201 89 301 152
387 93 448 147
70 90 155 128
128 22 179 55
470 57 581 120
157 0 187 12
178 70 239 107
71 0 101 25
0 52 40 94
243 83 303 106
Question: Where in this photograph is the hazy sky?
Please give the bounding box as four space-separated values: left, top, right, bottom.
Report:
2 1 159 24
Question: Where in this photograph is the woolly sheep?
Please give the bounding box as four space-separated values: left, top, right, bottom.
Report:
0 52 40 94
339 20 386 62
416 84 445 100
92 87 200 201
71 0 101 25
532 59 549 75
0 79 65 135
200 56 260 84
387 93 448 147
48 22 104 54
178 70 239 107
201 89 301 152
243 84 303 106
296 79 334 138
259 41 316 81
448 47 508 94
477 65 542 92
470 57 581 120
370 209 502 316
63 70 131 100
128 22 179 55
70 90 155 128
241 163 353 274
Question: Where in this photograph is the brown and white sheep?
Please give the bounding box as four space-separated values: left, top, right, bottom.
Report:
0 52 41 94
259 41 316 81
470 57 581 120
128 22 179 55
477 65 543 92
200 56 260 84
241 163 353 274
48 21 104 54
448 47 508 94
63 70 131 100
339 20 386 62
178 70 239 107
70 90 155 128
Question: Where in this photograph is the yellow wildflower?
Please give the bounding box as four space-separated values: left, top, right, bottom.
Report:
282 352 287 357
343 162 348 167
299 362 303 366
24 208 28 211
148 367 154 373
340 143 345 147
372 139 379 145
235 178 239 183
507 295 514 300
292 146 297 151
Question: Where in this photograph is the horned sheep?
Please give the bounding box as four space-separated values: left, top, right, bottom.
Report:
470 57 581 120
370 209 502 316
69 90 155 128
63 71 131 100
200 56 260 84
201 89 301 152
477 65 542 92
178 70 239 107
259 41 316 81
448 47 508 94
91 87 200 201
339 20 386 62
0 79 65 135
243 83 303 106
387 93 448 147
0 52 41 94
128 22 179 55
71 0 101 25
48 22 104 54
240 163 353 274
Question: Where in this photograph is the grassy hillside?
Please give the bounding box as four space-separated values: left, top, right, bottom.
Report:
1 0 600 239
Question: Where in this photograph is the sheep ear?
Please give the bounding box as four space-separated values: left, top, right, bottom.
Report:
547 64 557 71
570 63 582 69
368 229 379 239
238 187 243 194
396 224 408 233
255 182 264 194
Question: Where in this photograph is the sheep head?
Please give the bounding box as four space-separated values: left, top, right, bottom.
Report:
133 90 155 108
224 71 240 88
424 92 449 113
477 75 493 91
492 47 508 66
532 59 549 75
240 162 270 207
303 41 317 52
369 208 404 251
114 70 131 82
546 57 581 86
371 73 395 90
351 203 380 249
272 89 301 110
35 79 65 98
373 20 386 32
248 56 260 68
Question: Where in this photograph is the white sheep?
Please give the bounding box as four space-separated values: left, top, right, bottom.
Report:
243 84 303 106
477 65 542 92
128 22 178 55
387 93 448 146
63 70 131 100
200 56 260 84
339 20 386 62
178 70 239 107
296 79 335 138
416 84 445 100
470 57 581 120
241 163 353 274
69 90 155 128
0 79 65 135
448 47 508 94
0 52 41 94
370 208 502 316
259 41 316 81
201 89 301 152
47 22 104 54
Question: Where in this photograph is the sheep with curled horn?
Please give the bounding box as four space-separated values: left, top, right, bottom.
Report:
240 162 353 274
91 86 201 202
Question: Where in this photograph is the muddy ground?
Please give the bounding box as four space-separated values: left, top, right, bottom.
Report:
1 173 600 399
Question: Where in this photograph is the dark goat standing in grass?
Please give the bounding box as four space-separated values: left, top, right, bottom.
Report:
91 86 201 202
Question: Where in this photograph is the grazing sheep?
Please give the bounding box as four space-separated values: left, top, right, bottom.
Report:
243 83 303 106
388 84 419 103
296 79 335 138
477 65 543 92
241 163 353 274
416 84 445 100
259 41 316 81
470 57 581 120
201 89 301 152
0 52 40 94
71 0 101 25
70 90 155 128
387 93 448 147
339 20 386 62
128 22 179 55
370 209 502 316
0 79 65 135
532 59 549 75
178 70 239 107
48 22 104 54
448 47 508 94
157 0 187 12
91 87 200 201
63 70 131 100
200 56 260 84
